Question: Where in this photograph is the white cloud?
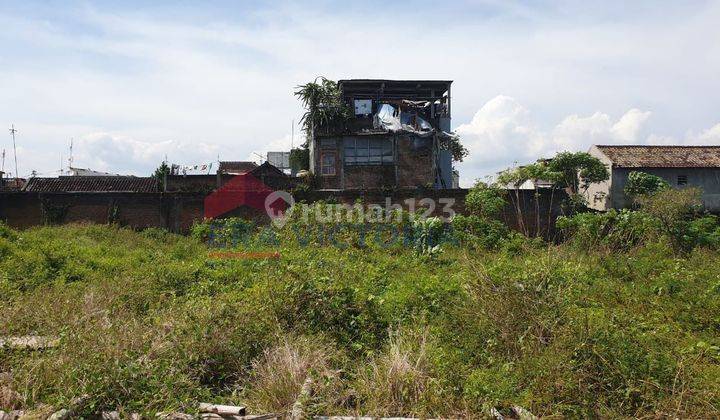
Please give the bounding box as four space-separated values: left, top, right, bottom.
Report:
72 133 219 174
453 95 720 186
1 2 719 184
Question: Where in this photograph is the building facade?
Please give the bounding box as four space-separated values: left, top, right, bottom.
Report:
309 79 456 190
586 145 720 211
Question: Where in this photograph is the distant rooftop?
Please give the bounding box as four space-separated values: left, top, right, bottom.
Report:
594 145 720 168
24 176 158 193
218 161 258 174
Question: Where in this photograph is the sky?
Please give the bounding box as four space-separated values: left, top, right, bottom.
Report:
0 0 719 186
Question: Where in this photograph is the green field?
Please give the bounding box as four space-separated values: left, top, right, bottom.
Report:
1 222 719 418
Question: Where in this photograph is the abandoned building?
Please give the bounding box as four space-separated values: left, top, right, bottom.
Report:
308 79 457 190
586 145 720 211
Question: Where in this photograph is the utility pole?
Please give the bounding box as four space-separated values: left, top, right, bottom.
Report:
291 119 294 149
1 148 5 174
9 124 19 181
68 138 74 170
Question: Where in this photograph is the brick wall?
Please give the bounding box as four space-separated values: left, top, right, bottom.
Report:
0 188 566 238
396 135 434 188
0 192 204 233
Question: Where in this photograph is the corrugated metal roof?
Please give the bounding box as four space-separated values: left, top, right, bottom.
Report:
595 145 720 168
23 176 158 192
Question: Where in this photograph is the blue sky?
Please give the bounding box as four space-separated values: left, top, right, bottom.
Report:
1 1 719 185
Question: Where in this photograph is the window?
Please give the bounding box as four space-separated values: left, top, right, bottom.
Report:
677 175 688 186
320 151 337 176
344 137 393 165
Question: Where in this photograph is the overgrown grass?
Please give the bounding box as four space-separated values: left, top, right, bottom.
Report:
1 222 719 417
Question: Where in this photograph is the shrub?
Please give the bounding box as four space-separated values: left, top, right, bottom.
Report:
451 215 510 249
354 328 449 417
636 187 704 251
412 217 448 256
624 171 670 201
191 217 255 248
245 335 338 413
557 209 659 251
464 182 506 220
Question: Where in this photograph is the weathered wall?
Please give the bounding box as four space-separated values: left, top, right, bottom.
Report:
343 165 395 189
294 188 566 239
609 168 720 211
396 135 434 188
0 188 566 238
0 192 205 233
313 134 437 190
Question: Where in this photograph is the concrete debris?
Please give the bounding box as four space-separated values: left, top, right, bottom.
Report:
156 413 194 420
201 414 280 420
47 409 70 420
489 407 504 420
512 406 538 420
0 411 24 420
290 376 314 420
47 395 90 420
199 403 247 416
0 336 59 350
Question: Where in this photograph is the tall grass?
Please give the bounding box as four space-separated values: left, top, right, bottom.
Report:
1 222 719 417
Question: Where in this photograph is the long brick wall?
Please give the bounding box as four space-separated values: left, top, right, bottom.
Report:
0 192 205 233
0 188 566 237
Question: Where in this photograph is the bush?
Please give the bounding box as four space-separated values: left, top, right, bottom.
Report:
465 182 506 220
624 171 670 201
557 209 659 251
191 217 255 248
451 215 510 249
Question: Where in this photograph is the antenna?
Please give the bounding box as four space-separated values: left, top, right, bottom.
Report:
9 124 19 181
68 138 74 169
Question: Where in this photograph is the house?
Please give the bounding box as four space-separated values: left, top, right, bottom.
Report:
217 161 258 175
67 167 122 176
586 145 720 211
0 171 27 191
309 79 456 190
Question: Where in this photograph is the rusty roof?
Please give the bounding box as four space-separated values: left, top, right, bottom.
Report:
595 145 720 168
23 176 158 193
218 161 258 174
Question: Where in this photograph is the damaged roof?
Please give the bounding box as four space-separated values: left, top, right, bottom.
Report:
338 79 452 101
23 176 159 193
595 145 720 168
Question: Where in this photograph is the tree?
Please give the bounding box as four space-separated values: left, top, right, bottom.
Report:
294 77 351 136
547 152 609 211
497 162 561 236
289 146 309 173
153 161 170 191
440 135 469 162
624 171 670 201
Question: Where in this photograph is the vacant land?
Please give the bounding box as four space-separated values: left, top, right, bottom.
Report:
1 223 719 418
